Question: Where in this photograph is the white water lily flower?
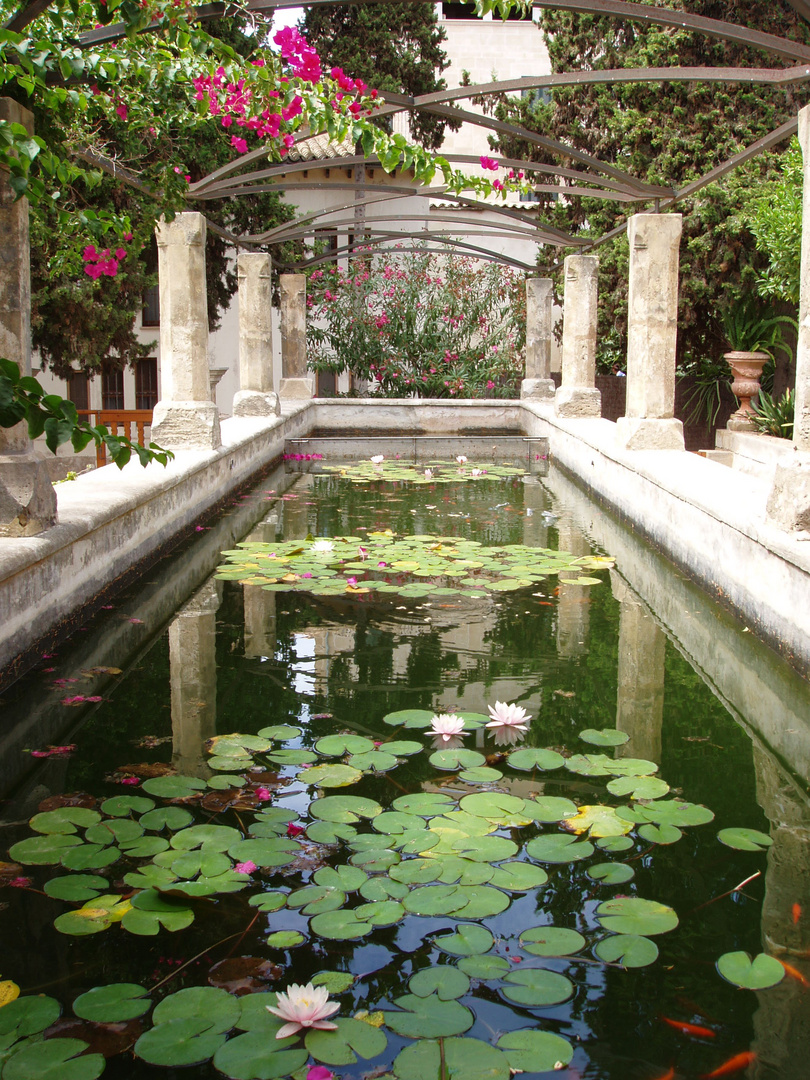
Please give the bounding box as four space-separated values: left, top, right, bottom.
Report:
266 983 340 1040
424 468 433 479
431 733 465 750
470 468 483 477
430 713 466 742
486 700 531 731
311 539 335 555
370 455 384 464
491 725 527 747
456 455 468 465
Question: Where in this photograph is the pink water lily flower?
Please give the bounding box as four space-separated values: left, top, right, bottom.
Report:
234 860 257 875
429 713 466 742
266 983 339 1039
486 700 531 731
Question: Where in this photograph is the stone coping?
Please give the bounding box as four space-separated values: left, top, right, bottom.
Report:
1 397 809 677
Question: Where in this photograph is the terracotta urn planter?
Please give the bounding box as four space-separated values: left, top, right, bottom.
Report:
724 351 769 431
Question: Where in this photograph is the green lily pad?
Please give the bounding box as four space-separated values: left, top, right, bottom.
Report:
313 865 368 892
381 740 423 757
390 858 443 885
383 709 437 729
309 796 382 823
212 1034 307 1080
497 1029 574 1073
86 819 143 847
597 834 636 852
394 1037 510 1080
359 876 409 902
2 1038 104 1080
385 994 474 1039
100 796 155 817
257 724 302 741
207 775 247 790
525 796 578 823
305 1017 387 1065
349 750 400 773
171 824 242 852
303 763 363 788
29 808 102 835
309 909 374 940
638 823 683 845
457 954 511 979
618 800 714 828
717 828 773 851
458 765 503 783
587 862 635 885
436 924 494 956
306 821 358 844
43 875 109 902
409 967 470 1000
73 983 151 1022
606 775 670 800
450 885 511 919
227 839 300 867
716 951 785 989
266 930 305 948
350 848 400 873
60 843 121 871
315 734 375 756
392 793 455 816
8 834 82 865
139 807 195 832
141 775 207 798
520 926 586 957
451 835 518 862
594 934 659 968
595 897 679 936
525 834 594 863
459 792 533 826
135 1018 228 1067
507 748 565 771
121 889 194 935
501 968 574 1007
286 885 346 915
579 728 629 747
403 884 468 916
488 861 549 891
0 996 60 1042
247 891 287 913
429 748 486 771
312 971 355 993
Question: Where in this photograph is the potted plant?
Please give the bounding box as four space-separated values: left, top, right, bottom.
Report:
720 302 796 430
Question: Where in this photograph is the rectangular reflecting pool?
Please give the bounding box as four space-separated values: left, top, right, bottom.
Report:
1 457 808 1080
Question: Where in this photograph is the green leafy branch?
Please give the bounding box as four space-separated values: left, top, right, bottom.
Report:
0 357 173 468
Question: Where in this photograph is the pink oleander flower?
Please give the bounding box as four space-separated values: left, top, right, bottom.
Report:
234 860 258 875
486 700 531 732
429 713 466 742
266 983 339 1040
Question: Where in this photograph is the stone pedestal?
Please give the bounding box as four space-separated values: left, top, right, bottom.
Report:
521 278 555 401
169 580 221 776
0 98 57 535
611 573 665 762
233 252 280 418
278 274 314 399
555 255 601 418
616 213 684 451
150 213 221 450
767 104 810 529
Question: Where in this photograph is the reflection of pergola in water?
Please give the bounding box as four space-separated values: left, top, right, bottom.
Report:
73 0 810 269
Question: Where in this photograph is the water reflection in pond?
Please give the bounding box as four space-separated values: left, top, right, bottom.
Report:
0 462 808 1080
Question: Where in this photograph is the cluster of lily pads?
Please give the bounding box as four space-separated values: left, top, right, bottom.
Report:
1 711 783 1080
215 532 612 599
319 459 528 485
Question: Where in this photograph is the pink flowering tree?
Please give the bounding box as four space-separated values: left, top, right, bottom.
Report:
307 248 526 398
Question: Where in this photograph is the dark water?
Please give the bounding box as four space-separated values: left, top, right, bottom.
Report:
1 463 809 1080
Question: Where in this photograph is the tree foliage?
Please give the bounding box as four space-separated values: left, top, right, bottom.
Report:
491 1 810 367
301 2 455 150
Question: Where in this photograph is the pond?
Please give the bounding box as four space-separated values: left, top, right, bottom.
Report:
1 457 809 1080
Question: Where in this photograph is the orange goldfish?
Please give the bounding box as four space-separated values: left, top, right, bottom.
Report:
651 1069 676 1080
700 1050 756 1078
661 1017 716 1039
779 958 810 988
792 902 802 925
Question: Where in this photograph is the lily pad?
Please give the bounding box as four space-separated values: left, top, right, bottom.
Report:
72 983 151 1023
429 748 486 771
43 875 109 902
394 1037 510 1080
266 931 305 948
497 1029 574 1073
309 909 374 940
525 834 594 863
717 828 773 851
594 934 659 968
305 1017 387 1065
141 775 207 798
315 734 375 756
2 1038 104 1080
121 889 194 935
303 763 363 788
212 1034 308 1080
638 823 683 845
392 793 455 816
384 994 473 1039
595 897 679 936
606 775 670 800
436 925 494 956
520 926 586 957
409 967 470 1000
457 955 511 979
8 834 82 865
579 728 629 747
383 709 437 729
309 796 382 823
312 971 355 993
501 968 574 1007
100 796 155 817
488 862 549 891
134 1017 228 1067
506 748 565 772
587 861 635 884
29 808 101 834
313 865 368 892
716 951 785 989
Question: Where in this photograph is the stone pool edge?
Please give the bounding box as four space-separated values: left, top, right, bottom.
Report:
1 398 809 676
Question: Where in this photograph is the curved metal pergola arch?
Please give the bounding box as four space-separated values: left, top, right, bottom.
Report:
10 0 809 269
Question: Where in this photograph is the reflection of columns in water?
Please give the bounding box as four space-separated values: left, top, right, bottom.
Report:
750 745 810 1080
244 586 276 661
281 474 314 539
555 521 591 658
521 477 550 549
610 572 665 763
169 579 222 776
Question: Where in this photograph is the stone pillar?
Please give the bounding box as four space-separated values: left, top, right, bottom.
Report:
244 587 276 660
556 520 591 657
555 255 601 418
767 104 810 531
233 252 280 417
611 573 665 762
277 274 314 399
150 213 221 450
521 277 555 401
0 99 57 536
615 213 685 450
169 579 221 776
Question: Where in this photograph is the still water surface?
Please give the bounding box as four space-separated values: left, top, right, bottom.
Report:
1 462 808 1080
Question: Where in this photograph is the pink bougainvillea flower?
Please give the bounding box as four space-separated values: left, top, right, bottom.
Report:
429 713 466 742
234 860 258 875
480 155 498 170
486 700 531 732
267 983 339 1040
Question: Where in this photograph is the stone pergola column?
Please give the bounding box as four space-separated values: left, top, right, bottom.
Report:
616 213 685 451
277 274 314 399
521 277 555 401
150 213 221 450
0 99 57 536
169 579 221 776
767 104 810 531
233 252 280 417
555 255 601 418
611 573 665 763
